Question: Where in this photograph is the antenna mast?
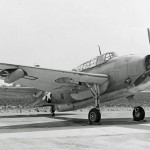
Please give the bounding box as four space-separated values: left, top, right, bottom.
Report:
98 45 101 55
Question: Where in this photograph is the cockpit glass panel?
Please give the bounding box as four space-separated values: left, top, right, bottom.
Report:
72 52 117 71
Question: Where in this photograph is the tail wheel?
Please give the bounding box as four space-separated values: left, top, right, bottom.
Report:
133 106 145 121
88 108 101 124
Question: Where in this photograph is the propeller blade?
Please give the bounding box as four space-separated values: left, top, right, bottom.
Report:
134 70 150 86
147 28 150 45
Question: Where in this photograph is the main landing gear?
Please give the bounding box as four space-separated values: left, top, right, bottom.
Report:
87 87 146 124
127 96 145 121
86 83 101 124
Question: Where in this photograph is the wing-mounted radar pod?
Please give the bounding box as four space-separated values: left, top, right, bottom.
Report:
4 69 25 83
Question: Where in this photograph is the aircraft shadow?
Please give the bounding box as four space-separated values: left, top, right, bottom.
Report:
0 113 150 132
101 117 150 125
0 113 76 118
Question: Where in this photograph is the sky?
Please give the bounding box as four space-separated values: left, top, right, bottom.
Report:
0 0 150 71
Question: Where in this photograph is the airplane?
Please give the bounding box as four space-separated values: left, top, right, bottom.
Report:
0 29 150 124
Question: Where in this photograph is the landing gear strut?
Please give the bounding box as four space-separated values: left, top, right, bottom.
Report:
86 83 101 124
50 105 55 116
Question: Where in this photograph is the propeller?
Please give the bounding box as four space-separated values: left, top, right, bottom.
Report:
134 70 150 86
133 28 150 86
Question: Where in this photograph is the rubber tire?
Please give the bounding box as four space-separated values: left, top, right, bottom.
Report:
133 106 145 121
88 108 101 124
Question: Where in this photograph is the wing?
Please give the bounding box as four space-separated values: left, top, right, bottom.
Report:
0 63 109 93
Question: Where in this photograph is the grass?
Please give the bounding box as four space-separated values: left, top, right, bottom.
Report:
0 92 150 114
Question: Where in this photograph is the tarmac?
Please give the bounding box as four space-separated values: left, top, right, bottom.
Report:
0 110 150 150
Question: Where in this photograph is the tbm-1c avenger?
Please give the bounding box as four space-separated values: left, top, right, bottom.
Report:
1 29 150 124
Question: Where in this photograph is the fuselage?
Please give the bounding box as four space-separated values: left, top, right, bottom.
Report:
52 52 150 111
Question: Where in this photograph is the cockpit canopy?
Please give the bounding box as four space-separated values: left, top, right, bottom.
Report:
72 52 117 72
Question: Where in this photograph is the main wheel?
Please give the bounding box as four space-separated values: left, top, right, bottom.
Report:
133 106 145 121
88 108 101 124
